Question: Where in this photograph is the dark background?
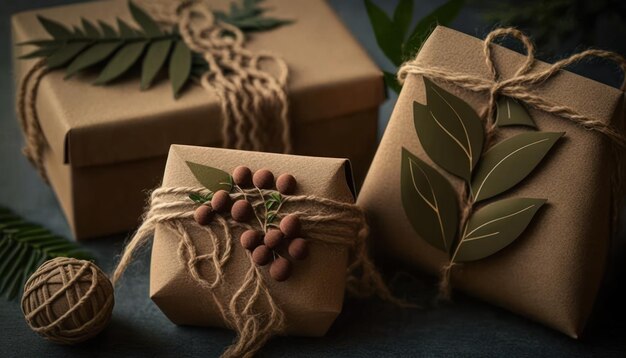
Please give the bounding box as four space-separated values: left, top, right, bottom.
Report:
1 0 625 357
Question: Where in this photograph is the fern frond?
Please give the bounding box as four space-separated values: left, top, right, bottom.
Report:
0 207 93 300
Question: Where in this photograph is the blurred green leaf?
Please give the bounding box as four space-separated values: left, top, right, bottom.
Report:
383 70 402 94
404 0 464 58
393 0 413 39
365 0 404 66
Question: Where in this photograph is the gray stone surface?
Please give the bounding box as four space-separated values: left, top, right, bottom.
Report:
1 1 625 357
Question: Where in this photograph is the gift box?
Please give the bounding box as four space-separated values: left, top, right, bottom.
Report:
358 26 626 337
11 0 384 239
108 144 387 357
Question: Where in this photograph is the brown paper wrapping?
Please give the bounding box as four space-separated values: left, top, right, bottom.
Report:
150 145 356 335
11 0 383 239
358 26 625 337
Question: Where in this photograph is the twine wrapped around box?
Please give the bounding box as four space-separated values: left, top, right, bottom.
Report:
17 0 292 182
111 185 404 358
397 27 626 299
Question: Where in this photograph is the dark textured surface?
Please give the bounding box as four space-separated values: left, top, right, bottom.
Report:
1 1 626 357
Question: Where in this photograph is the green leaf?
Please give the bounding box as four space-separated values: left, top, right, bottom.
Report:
0 207 93 300
471 132 563 202
186 161 233 192
169 40 192 98
141 39 172 90
37 16 73 39
189 193 213 204
414 78 484 182
393 0 413 39
65 42 123 77
454 198 545 262
229 18 293 32
496 97 536 128
94 41 147 84
364 0 404 66
401 148 458 254
404 0 463 58
81 18 101 38
99 21 118 37
129 0 161 36
117 18 138 38
383 70 402 94
46 42 90 69
19 46 58 59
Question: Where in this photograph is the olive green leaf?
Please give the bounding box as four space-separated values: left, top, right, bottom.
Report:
403 0 464 59
414 78 484 182
46 42 90 69
141 39 172 90
471 132 563 202
186 161 233 193
37 15 72 39
129 0 161 36
94 41 147 85
393 0 414 38
117 18 138 38
189 192 213 204
453 198 545 262
65 42 123 77
170 40 192 98
401 148 458 253
496 97 536 128
81 18 101 38
0 206 93 300
364 0 404 66
99 21 117 37
384 70 402 94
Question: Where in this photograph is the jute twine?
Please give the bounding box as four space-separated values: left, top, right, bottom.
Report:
17 0 292 183
398 27 626 300
21 257 115 344
111 186 405 358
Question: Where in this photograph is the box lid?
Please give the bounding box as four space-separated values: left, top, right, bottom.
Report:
12 0 385 168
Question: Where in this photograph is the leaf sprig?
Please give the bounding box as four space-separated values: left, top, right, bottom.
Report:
0 206 93 300
364 0 464 93
19 0 291 98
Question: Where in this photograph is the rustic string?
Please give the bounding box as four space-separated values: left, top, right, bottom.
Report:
111 186 404 358
16 0 292 182
21 257 114 344
398 27 626 300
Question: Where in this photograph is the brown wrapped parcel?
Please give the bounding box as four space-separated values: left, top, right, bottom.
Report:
358 26 625 337
11 0 384 239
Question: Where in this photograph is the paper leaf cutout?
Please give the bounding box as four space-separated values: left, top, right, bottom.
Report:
186 161 233 193
401 148 458 253
496 97 536 128
170 41 192 98
141 39 172 90
117 18 137 38
37 16 72 39
81 18 101 38
471 132 563 202
414 78 484 182
99 21 117 37
46 43 89 69
65 42 123 77
94 41 147 85
129 0 161 36
454 198 546 262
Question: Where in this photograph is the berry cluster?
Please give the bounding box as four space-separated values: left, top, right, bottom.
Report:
192 165 308 282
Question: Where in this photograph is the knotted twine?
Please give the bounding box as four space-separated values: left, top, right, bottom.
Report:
111 186 404 358
17 0 292 183
397 27 626 299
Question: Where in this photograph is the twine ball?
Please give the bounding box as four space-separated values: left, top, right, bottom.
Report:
21 257 114 345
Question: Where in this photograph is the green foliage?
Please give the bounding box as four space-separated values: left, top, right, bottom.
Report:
19 0 291 98
365 0 464 93
0 207 93 300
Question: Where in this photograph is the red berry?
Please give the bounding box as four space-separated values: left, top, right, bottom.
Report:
211 190 231 213
276 174 297 195
231 200 253 222
264 229 285 249
288 238 309 260
252 245 272 266
253 169 274 189
279 214 301 239
193 205 214 225
240 230 262 251
269 257 292 282
233 166 252 187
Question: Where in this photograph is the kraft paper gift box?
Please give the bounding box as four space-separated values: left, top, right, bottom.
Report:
11 0 384 239
358 26 626 337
